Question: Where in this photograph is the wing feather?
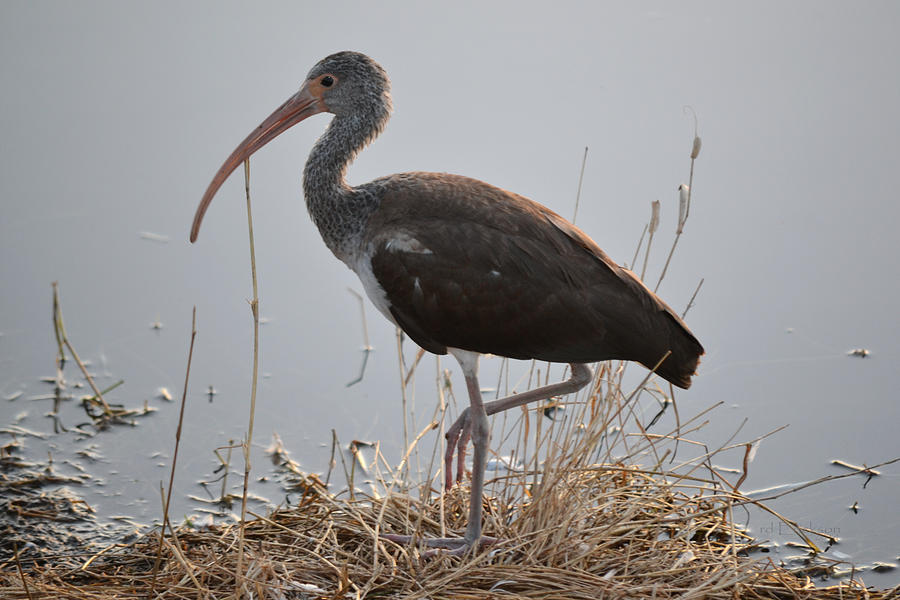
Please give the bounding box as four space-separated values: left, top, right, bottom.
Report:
361 172 703 387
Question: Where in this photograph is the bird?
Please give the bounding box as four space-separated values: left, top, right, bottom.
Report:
190 51 704 554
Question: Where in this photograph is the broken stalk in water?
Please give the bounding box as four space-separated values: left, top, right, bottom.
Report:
51 282 112 415
151 306 197 593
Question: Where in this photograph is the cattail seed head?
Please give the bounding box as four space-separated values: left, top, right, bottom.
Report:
677 184 690 233
691 135 702 159
649 200 660 234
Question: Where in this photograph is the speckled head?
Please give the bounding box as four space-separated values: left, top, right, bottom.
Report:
306 51 393 119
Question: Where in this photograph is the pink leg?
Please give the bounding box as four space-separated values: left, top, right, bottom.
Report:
444 414 472 489
444 363 593 488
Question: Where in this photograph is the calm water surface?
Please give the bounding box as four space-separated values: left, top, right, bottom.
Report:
2 1 898 587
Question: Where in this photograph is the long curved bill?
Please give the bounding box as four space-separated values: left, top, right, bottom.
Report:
190 81 326 243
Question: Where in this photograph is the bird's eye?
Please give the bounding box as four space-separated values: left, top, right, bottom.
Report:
321 75 334 87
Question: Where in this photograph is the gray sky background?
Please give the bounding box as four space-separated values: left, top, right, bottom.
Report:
2 1 898 578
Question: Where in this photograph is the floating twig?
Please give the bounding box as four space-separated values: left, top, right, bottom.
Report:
52 282 111 415
831 459 880 477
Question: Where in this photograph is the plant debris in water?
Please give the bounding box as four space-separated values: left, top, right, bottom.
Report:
1 462 896 599
0 455 139 570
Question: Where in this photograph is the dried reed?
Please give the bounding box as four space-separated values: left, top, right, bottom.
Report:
235 158 262 596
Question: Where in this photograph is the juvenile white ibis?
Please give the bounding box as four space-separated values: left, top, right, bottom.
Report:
190 51 703 554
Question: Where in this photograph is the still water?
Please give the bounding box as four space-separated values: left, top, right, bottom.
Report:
2 1 899 589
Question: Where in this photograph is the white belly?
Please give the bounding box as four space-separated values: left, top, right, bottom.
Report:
350 252 396 326
347 231 436 331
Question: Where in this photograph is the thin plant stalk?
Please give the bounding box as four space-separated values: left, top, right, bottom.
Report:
629 224 648 271
51 282 111 414
154 489 203 593
235 158 260 595
12 543 34 600
150 306 197 593
571 146 589 224
218 440 235 502
682 278 704 319
640 200 660 281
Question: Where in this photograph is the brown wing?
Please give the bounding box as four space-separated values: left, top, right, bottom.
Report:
363 172 704 388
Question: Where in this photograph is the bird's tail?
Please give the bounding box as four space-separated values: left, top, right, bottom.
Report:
644 311 704 389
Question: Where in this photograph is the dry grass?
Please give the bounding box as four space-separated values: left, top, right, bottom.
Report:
2 362 896 599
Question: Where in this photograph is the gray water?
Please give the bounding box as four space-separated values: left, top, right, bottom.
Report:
2 1 898 587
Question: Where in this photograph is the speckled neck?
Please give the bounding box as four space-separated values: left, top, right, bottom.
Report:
302 111 387 264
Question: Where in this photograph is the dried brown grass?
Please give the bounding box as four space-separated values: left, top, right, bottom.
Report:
2 363 895 599
0 470 889 599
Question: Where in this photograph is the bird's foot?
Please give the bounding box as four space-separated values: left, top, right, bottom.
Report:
444 407 472 489
381 533 498 557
